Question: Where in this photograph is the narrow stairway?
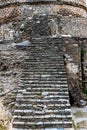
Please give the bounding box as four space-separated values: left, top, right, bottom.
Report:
13 37 72 130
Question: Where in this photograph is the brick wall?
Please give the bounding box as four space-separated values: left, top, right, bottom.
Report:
61 0 86 6
33 4 86 17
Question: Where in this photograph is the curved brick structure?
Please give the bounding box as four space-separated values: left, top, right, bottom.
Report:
32 0 86 17
0 0 86 18
61 0 86 6
33 4 86 17
58 0 86 17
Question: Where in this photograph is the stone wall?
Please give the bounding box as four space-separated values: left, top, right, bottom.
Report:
61 37 83 104
58 16 87 37
0 5 32 41
81 39 87 89
0 2 87 39
62 37 87 103
1 14 87 41
0 23 15 41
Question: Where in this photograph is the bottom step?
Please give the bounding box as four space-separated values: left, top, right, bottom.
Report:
13 121 72 129
13 128 74 130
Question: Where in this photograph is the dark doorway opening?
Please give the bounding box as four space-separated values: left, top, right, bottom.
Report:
69 92 74 106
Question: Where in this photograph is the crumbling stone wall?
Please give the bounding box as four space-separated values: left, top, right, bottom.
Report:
0 1 87 40
62 37 87 104
0 23 15 40
81 39 87 90
58 16 87 37
0 5 32 41
62 37 82 104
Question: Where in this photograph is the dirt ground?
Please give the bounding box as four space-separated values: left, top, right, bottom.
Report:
71 106 87 130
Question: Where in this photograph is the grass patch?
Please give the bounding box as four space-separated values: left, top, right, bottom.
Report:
77 121 86 129
74 110 83 117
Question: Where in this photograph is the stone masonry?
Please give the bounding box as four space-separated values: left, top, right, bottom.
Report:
13 37 72 129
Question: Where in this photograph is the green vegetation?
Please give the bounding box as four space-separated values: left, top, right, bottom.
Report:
81 50 87 55
82 88 87 96
77 121 86 129
0 125 6 130
72 120 77 130
74 110 83 117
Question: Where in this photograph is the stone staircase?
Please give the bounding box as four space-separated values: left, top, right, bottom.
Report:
13 37 72 130
33 15 49 37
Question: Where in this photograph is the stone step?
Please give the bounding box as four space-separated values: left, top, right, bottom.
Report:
17 90 69 96
12 128 74 130
14 109 71 117
20 83 68 87
21 75 67 79
13 37 72 129
14 114 72 119
26 52 62 55
22 71 66 75
27 43 62 45
23 63 64 66
21 71 66 74
24 57 63 60
17 89 69 94
13 121 72 129
22 100 69 106
20 77 67 81
23 63 65 67
19 88 68 93
22 71 66 74
19 84 68 89
15 99 69 105
15 103 70 110
18 87 68 91
23 62 64 65
22 66 65 70
15 102 70 107
13 115 72 123
22 66 65 69
20 81 68 84
21 72 66 75
16 91 69 95
24 58 64 60
28 46 62 49
24 65 64 67
26 52 63 55
16 95 69 101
